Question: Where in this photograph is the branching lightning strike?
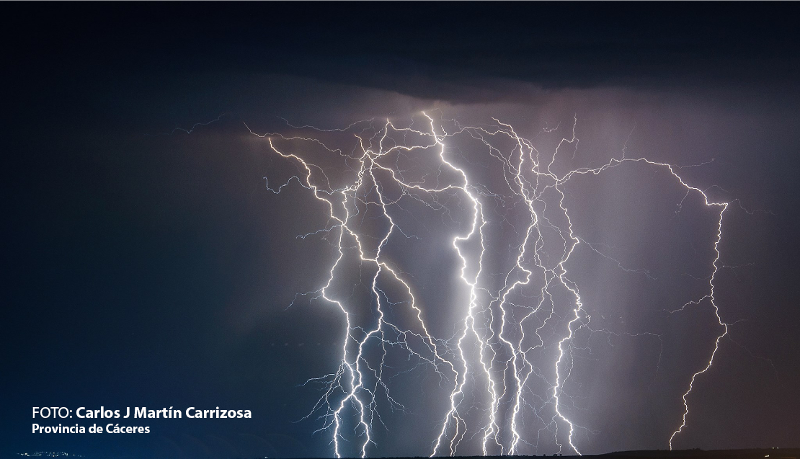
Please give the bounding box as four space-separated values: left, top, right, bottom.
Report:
245 113 730 457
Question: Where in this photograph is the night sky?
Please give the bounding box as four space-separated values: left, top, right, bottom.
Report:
3 3 800 458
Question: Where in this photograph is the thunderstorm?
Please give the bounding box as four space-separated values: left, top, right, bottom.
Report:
8 3 800 459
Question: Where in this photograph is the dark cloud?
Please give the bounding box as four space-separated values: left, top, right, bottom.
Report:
7 3 800 108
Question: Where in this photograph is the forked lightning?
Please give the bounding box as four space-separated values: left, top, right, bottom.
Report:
244 113 730 457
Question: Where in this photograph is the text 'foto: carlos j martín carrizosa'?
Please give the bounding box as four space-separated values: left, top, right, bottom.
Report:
33 406 253 419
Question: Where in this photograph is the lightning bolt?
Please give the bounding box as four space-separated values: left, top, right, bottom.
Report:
246 112 732 457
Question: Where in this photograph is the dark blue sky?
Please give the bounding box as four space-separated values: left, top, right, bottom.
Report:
3 3 800 458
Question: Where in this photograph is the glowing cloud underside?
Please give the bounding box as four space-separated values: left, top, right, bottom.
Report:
248 113 729 457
